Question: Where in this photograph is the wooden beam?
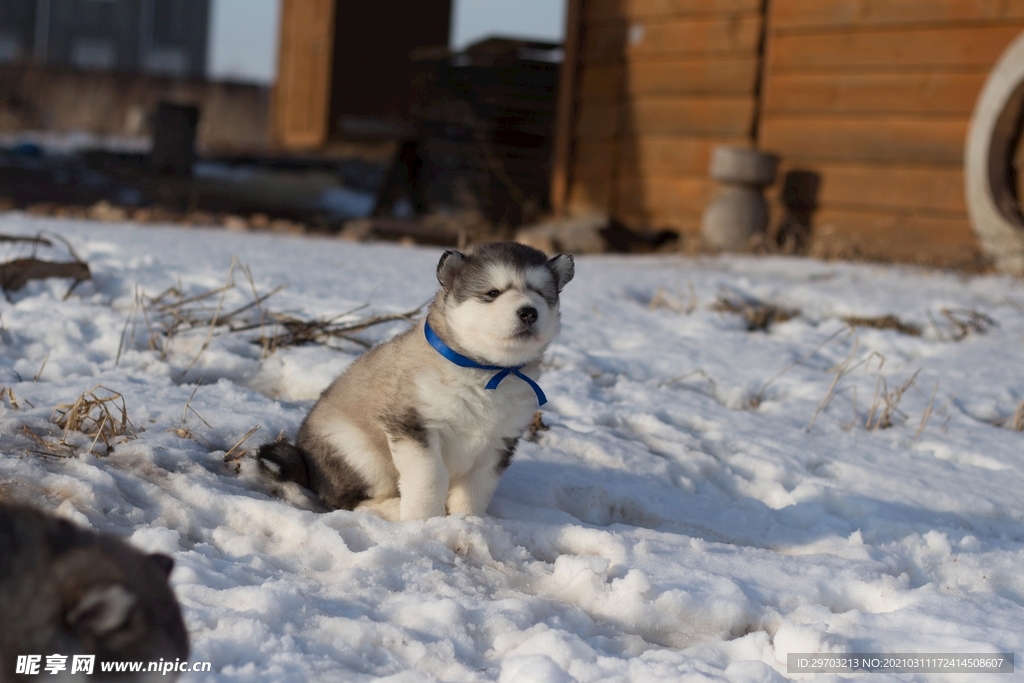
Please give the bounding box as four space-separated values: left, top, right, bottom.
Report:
575 97 757 139
583 13 763 64
574 101 621 140
579 57 759 102
631 96 757 136
812 208 977 260
764 70 989 116
769 23 1024 70
615 174 714 218
550 0 584 217
619 135 751 175
768 162 967 214
586 0 762 23
772 0 1024 31
760 116 969 164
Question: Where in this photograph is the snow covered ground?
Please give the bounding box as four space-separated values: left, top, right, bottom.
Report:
0 213 1022 682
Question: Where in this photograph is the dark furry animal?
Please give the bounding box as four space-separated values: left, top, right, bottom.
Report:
0 502 189 682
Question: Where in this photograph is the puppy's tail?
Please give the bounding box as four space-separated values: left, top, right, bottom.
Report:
257 440 310 489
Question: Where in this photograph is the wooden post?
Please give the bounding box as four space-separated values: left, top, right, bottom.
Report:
549 0 583 218
751 0 773 146
272 0 337 150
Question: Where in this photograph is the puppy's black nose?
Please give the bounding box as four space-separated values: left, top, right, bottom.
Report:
518 306 538 324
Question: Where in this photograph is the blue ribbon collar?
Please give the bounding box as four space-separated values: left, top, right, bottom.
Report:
424 320 547 406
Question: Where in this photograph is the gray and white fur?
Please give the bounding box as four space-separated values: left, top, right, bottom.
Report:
0 502 189 682
258 242 574 521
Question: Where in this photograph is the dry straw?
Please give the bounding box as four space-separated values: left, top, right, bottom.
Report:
0 386 31 409
752 325 851 408
712 293 798 332
224 425 261 462
927 307 997 342
864 369 921 431
116 257 427 368
843 314 921 337
915 381 940 438
807 332 887 432
1012 401 1024 432
169 381 212 443
50 385 136 454
649 279 697 314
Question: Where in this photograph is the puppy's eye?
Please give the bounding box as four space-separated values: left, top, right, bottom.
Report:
486 289 500 298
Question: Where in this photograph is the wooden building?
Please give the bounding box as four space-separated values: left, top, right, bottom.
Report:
552 0 1024 263
273 0 451 149
397 38 562 226
273 1 560 232
0 0 210 78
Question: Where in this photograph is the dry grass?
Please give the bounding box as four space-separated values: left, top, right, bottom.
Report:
843 314 921 337
526 411 549 442
33 354 49 382
0 231 92 299
50 385 135 454
864 369 921 430
168 381 212 444
0 386 31 409
117 258 279 365
116 258 427 369
224 425 261 463
649 280 697 314
21 424 74 458
251 304 428 352
915 381 940 438
1011 401 1024 432
0 233 53 247
802 331 932 433
0 259 91 296
807 336 886 432
664 326 852 411
712 294 798 332
928 308 997 342
664 368 719 398
752 325 852 408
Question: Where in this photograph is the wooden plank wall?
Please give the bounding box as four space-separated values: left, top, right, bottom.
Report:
759 0 1024 261
559 0 1024 263
563 0 767 233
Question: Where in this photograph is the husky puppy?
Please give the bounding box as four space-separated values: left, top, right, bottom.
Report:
0 502 189 682
259 242 574 521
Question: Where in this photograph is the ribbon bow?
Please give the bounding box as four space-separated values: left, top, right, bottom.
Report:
424 321 547 406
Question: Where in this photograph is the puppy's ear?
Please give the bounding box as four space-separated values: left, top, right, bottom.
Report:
437 250 466 290
67 584 137 635
149 553 175 577
548 254 574 292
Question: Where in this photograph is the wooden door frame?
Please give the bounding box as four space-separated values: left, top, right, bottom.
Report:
272 0 337 150
549 0 582 218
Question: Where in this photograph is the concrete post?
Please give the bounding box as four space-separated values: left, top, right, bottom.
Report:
701 145 778 251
